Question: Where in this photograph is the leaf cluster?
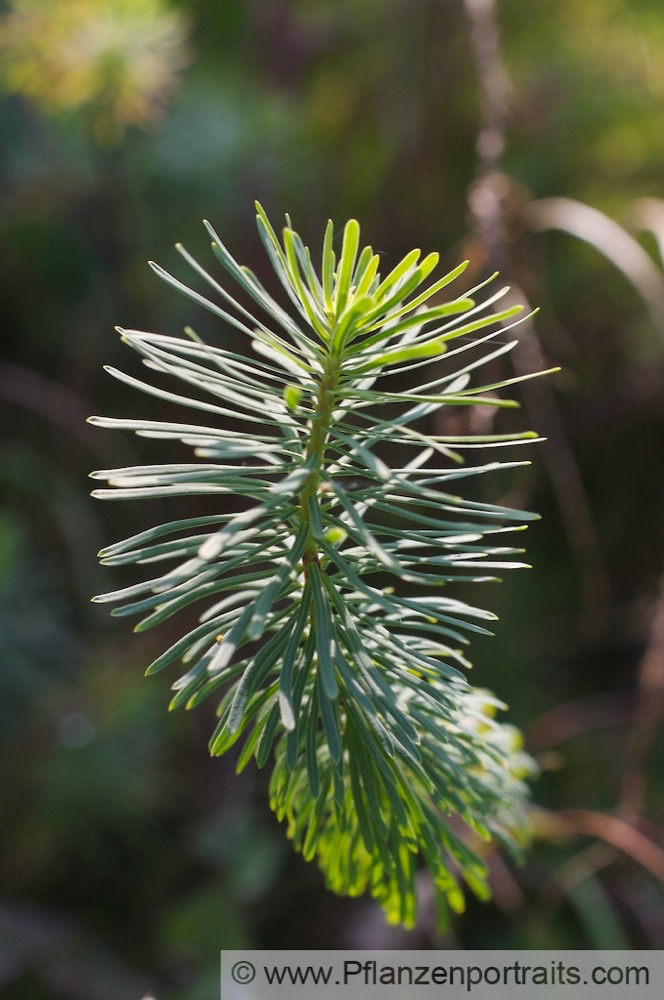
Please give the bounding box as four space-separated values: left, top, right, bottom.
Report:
91 205 549 925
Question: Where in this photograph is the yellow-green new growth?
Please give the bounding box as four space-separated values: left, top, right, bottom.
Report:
90 205 551 927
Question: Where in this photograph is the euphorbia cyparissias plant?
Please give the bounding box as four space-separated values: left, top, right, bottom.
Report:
90 205 552 927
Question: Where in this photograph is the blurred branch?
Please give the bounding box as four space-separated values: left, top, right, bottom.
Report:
523 196 664 893
509 306 612 630
619 572 664 818
535 840 618 910
463 0 611 630
463 0 510 272
464 6 664 932
0 363 97 453
0 362 136 466
531 578 664 913
485 849 527 913
527 197 664 342
526 691 632 752
544 809 664 884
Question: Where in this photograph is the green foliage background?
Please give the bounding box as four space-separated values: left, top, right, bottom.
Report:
1 0 663 996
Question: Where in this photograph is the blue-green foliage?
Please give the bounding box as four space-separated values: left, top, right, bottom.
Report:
91 206 549 926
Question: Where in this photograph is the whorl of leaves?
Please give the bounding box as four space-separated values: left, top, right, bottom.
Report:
91 205 550 926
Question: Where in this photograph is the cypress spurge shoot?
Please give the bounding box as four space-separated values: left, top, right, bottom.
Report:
91 205 552 926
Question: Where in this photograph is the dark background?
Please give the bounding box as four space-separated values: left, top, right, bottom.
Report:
1 1 663 997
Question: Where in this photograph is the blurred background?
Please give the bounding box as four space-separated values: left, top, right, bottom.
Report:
1 0 664 996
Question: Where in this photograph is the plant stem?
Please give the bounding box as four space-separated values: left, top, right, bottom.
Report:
300 356 339 572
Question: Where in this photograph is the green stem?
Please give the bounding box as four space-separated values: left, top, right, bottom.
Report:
299 358 339 572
